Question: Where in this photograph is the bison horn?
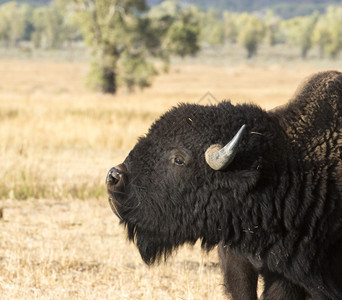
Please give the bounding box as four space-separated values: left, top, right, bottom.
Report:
205 124 246 170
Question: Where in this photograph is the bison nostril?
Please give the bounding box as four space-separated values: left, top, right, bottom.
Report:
106 167 122 185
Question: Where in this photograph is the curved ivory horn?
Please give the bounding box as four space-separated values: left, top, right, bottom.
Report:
205 124 246 170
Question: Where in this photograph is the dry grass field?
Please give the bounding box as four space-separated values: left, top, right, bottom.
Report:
0 58 341 299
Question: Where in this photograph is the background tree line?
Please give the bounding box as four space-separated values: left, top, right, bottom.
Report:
0 0 342 93
147 0 342 19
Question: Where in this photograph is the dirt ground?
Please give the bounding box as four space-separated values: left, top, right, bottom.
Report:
0 198 229 299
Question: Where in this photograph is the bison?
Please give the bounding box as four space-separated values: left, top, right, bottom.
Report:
106 70 342 299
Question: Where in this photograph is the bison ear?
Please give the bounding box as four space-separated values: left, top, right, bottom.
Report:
205 124 246 171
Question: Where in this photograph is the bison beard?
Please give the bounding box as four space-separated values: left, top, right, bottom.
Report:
107 71 342 300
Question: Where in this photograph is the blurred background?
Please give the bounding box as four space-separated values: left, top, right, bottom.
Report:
0 0 342 299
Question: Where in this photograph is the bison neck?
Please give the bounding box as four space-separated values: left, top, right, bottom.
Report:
217 157 340 275
216 97 342 275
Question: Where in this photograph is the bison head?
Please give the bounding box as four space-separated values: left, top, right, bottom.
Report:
106 102 284 265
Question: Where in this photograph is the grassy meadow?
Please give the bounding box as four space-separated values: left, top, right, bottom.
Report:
0 56 341 299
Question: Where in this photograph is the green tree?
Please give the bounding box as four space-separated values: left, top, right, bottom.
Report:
199 8 224 46
117 51 157 91
53 0 83 48
281 11 319 58
237 13 265 58
264 10 282 46
322 6 342 59
31 0 81 49
75 0 200 93
223 10 238 43
312 16 330 58
31 7 62 48
0 2 32 47
74 0 149 93
162 5 200 58
147 1 199 59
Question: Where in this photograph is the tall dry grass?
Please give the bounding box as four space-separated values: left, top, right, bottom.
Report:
0 60 331 200
0 59 341 299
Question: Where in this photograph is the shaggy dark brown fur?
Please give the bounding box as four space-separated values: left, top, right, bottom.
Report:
107 71 342 299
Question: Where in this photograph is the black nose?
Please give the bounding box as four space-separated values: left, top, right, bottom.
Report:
106 167 122 185
106 164 128 189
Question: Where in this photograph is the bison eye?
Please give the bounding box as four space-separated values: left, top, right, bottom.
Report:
173 157 185 166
